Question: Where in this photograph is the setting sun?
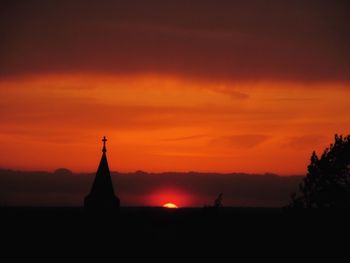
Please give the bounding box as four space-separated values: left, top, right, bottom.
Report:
163 203 178 209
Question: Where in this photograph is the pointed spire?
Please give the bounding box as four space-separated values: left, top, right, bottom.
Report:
84 136 120 210
102 136 107 153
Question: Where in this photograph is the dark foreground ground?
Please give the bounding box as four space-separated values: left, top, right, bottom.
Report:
2 206 285 240
1 206 349 258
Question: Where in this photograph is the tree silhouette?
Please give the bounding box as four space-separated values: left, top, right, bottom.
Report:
214 193 223 208
289 134 350 208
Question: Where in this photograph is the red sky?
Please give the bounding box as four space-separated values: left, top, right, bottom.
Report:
1 0 350 175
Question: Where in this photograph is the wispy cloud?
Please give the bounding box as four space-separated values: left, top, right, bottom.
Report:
210 134 270 149
162 134 208 142
283 135 327 150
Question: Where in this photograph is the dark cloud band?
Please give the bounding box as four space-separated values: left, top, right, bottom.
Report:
1 0 349 82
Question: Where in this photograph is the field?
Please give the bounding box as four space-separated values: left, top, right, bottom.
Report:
1 206 297 242
1 206 347 259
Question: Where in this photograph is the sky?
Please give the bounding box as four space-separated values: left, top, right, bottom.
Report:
1 0 350 175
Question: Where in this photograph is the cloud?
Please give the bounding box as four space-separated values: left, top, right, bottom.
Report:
284 135 327 150
162 134 208 142
210 135 270 149
0 169 303 207
1 0 349 82
0 100 236 131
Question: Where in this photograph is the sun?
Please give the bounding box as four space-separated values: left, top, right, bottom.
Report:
163 203 178 208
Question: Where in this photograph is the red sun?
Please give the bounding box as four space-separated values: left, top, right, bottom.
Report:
163 203 178 208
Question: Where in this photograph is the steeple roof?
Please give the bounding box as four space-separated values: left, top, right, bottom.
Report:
89 136 115 197
84 136 120 209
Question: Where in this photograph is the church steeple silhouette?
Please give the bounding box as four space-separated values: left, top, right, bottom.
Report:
84 136 120 210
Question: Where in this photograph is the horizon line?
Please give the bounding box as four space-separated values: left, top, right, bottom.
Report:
0 167 305 177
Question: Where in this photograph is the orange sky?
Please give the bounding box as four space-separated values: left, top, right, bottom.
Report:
1 74 349 175
1 1 350 176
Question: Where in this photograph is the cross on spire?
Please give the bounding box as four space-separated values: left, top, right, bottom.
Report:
102 136 107 153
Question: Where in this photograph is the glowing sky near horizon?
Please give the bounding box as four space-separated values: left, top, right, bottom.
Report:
1 1 350 175
1 74 349 174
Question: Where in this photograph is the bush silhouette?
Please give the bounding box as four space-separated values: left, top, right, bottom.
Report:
214 193 223 208
289 134 350 208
